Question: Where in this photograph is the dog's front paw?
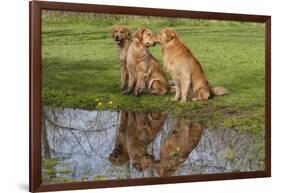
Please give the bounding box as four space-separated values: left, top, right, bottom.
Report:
170 97 179 102
123 88 132 95
179 99 187 104
192 97 199 101
133 90 141 97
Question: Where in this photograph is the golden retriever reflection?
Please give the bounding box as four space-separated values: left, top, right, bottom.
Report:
108 112 130 166
156 118 204 177
126 112 166 171
108 111 166 172
108 112 203 175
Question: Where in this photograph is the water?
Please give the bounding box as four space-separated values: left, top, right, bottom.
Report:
41 106 264 184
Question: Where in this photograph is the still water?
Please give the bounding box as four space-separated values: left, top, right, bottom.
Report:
42 106 264 184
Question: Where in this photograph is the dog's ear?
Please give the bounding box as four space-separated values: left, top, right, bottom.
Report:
165 28 178 42
135 28 146 41
124 27 132 38
111 25 117 37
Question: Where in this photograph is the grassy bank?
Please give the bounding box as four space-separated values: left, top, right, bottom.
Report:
41 11 265 133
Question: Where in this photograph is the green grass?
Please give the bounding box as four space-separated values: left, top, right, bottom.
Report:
42 11 265 133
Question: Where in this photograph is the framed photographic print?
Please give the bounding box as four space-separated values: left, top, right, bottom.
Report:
29 0 271 192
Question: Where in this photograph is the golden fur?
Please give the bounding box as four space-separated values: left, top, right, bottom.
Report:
108 111 166 171
126 112 166 171
108 112 203 175
156 118 204 176
125 28 170 96
111 25 132 91
155 28 228 103
108 112 129 166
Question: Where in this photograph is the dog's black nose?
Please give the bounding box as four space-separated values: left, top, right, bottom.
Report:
116 37 120 41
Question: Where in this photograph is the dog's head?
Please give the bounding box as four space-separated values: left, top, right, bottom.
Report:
111 25 131 45
134 28 156 47
154 28 178 45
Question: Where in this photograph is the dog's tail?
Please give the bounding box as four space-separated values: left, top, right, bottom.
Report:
211 86 228 96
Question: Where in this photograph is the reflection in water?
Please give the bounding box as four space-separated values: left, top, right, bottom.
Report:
110 112 167 172
156 119 203 176
42 106 264 184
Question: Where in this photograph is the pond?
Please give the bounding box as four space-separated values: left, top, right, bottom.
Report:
41 106 264 184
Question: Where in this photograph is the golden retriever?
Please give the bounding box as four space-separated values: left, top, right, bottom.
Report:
125 28 170 96
111 25 132 92
108 111 129 166
125 111 166 171
156 118 204 176
154 28 228 103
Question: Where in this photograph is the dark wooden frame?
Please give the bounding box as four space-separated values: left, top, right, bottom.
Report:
29 0 271 192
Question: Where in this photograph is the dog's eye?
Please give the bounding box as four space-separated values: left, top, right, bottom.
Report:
114 30 118 33
120 31 124 34
147 33 151 36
